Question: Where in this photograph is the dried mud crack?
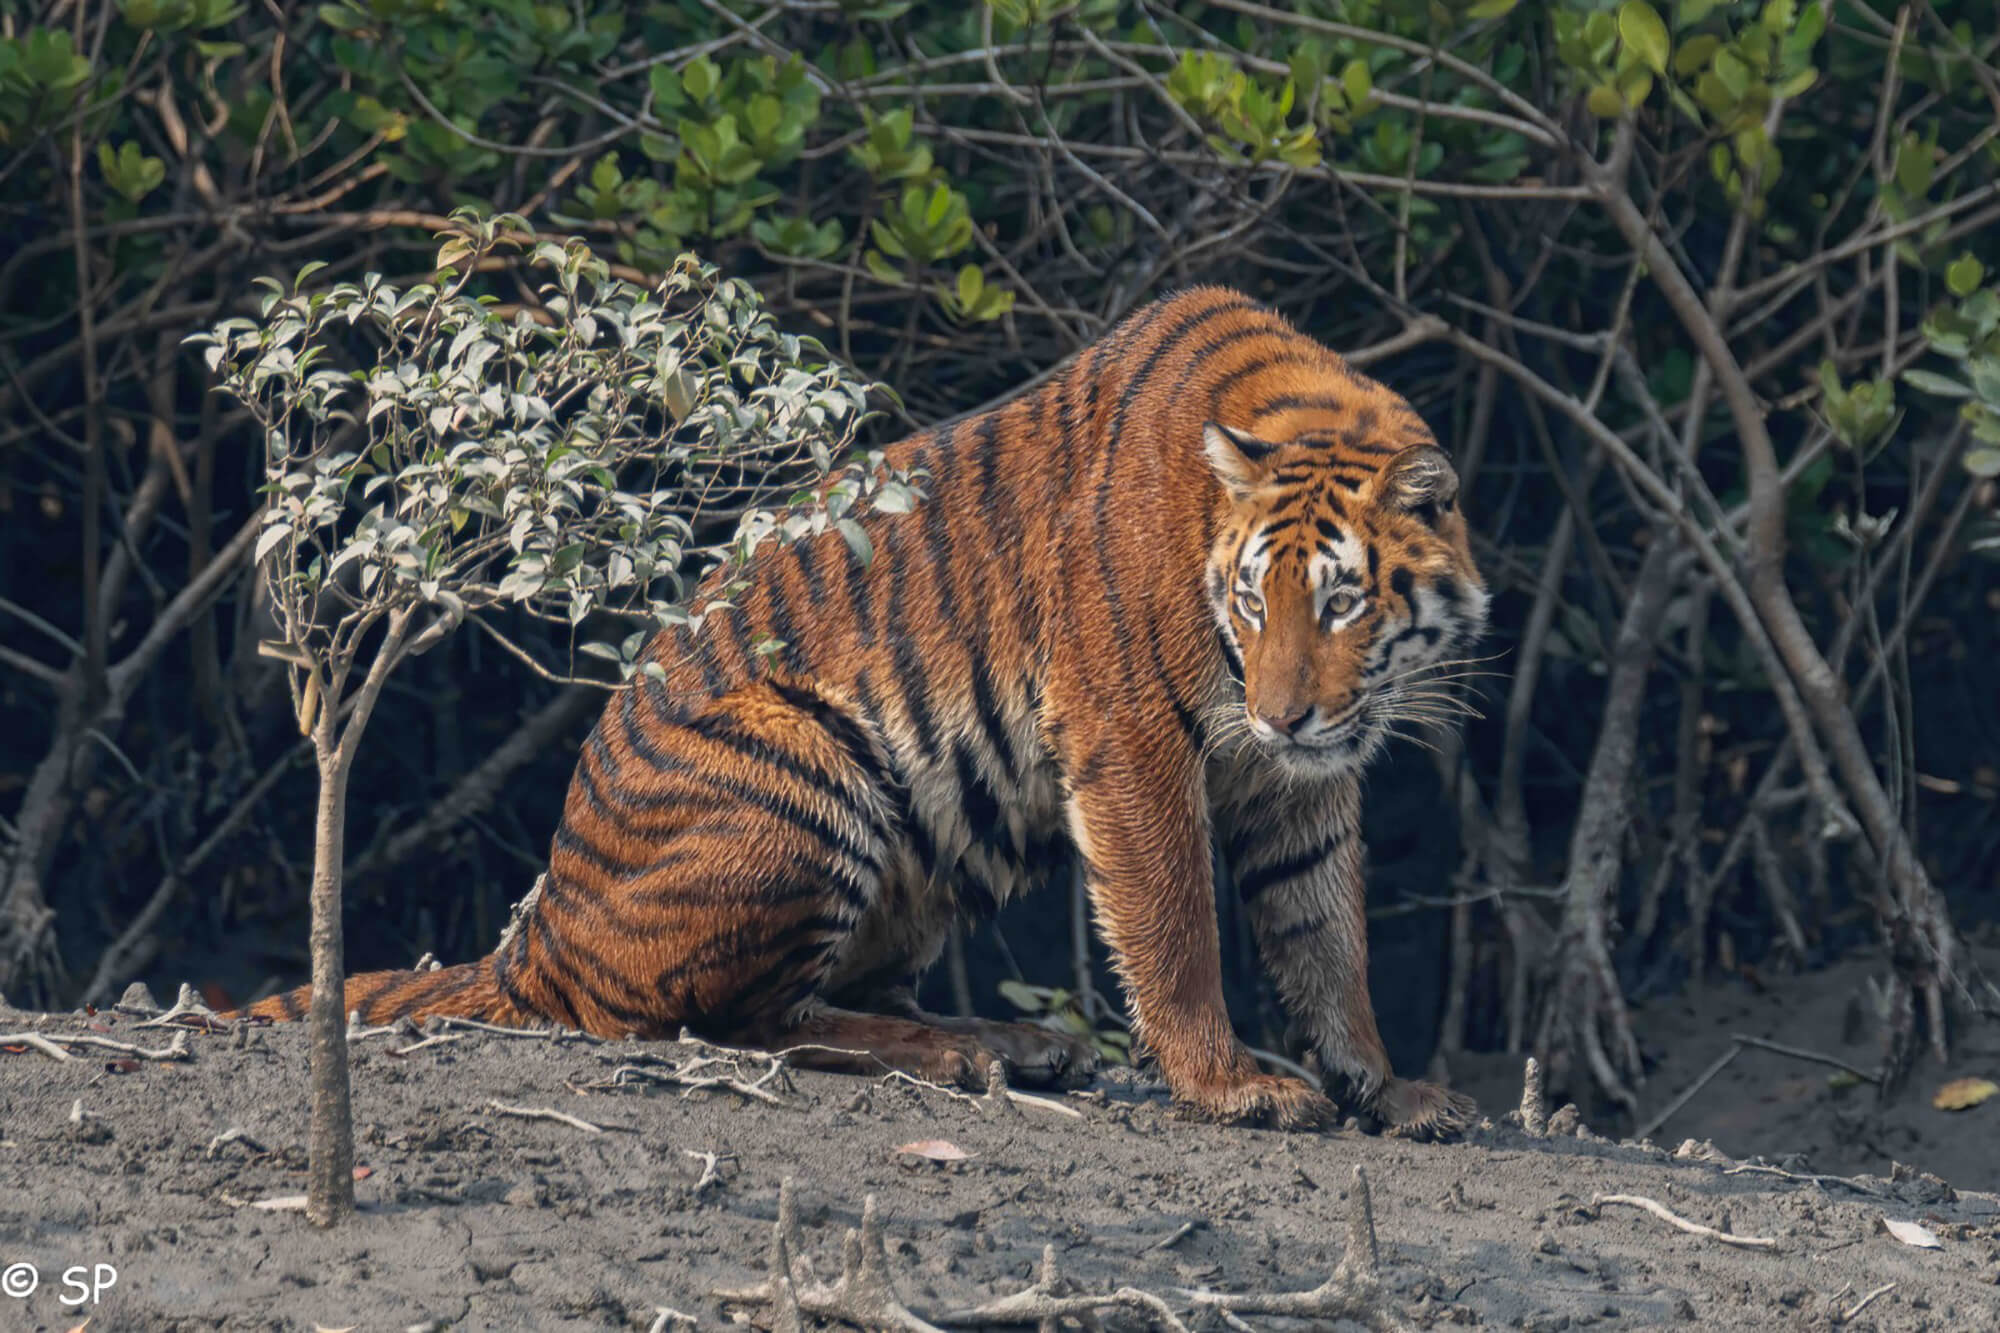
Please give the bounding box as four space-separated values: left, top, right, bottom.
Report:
3 999 1999 1331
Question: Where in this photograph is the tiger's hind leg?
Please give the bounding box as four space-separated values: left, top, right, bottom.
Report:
730 1004 1009 1090
580 677 1009 1089
823 978 1101 1088
519 675 905 1039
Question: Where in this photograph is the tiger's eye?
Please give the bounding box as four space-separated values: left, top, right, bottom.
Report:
1321 589 1360 630
1237 589 1264 619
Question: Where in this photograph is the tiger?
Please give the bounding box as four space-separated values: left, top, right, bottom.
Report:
233 285 1490 1136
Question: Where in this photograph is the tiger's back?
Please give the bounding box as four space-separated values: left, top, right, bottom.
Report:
240 286 1489 1134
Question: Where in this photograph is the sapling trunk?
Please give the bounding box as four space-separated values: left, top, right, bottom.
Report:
305 719 355 1227
299 610 412 1228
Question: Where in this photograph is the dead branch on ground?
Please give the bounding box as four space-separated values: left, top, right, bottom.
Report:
486 1100 632 1135
715 1178 944 1333
0 1028 189 1061
1589 1193 1777 1250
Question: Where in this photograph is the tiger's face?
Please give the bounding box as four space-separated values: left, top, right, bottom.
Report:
1202 420 1489 774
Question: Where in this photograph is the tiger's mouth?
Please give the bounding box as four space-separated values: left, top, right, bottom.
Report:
1212 667 1392 775
1252 709 1384 774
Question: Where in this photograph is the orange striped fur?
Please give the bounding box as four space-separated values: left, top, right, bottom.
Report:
238 287 1489 1135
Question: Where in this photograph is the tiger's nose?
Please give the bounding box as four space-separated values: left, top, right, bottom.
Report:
1256 704 1313 736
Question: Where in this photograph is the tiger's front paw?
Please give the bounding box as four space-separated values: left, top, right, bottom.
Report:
1175 1072 1337 1131
1371 1075 1477 1141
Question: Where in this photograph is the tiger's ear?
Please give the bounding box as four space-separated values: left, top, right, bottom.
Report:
1203 422 1282 500
1372 444 1459 523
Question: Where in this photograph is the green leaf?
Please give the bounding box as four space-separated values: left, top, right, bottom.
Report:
1968 358 2000 404
864 248 904 284
1900 369 1969 398
1760 0 1797 34
1674 34 1721 76
316 4 366 33
648 64 685 109
1618 68 1654 106
1586 84 1627 117
256 525 293 563
1965 447 2000 478
1618 1 1670 75
997 979 1049 1013
1341 58 1371 108
1895 134 1933 197
1773 66 1817 97
1694 72 1735 117
680 55 719 102
1465 0 1517 17
836 518 873 566
1712 47 1751 98
868 218 908 260
1789 0 1826 53
1946 254 1985 299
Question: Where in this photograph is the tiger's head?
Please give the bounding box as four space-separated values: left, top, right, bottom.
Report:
1202 417 1488 774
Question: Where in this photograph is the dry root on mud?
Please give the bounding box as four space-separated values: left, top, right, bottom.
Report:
0 1026 189 1062
1513 1056 1548 1136
581 1035 797 1107
430 1014 603 1044
1180 1167 1412 1333
1588 1192 1777 1250
685 1148 734 1193
486 1099 633 1135
869 1063 1084 1122
940 1242 1193 1332
714 1178 942 1333
1505 1056 1591 1141
717 1167 1416 1333
140 982 230 1029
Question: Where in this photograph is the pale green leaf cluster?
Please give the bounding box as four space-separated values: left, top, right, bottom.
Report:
1903 260 2000 479
190 214 918 677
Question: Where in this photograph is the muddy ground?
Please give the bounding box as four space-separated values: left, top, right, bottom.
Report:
4 953 2000 1333
1449 941 2000 1187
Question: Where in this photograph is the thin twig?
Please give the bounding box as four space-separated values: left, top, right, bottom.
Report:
487 1100 631 1135
1721 1163 1882 1197
205 1126 269 1159
0 1032 76 1062
1730 1034 1881 1086
0 1028 189 1061
685 1148 733 1192
1635 1043 1741 1142
1844 1281 1896 1320
389 1033 468 1056
433 1015 601 1042
1590 1194 1777 1250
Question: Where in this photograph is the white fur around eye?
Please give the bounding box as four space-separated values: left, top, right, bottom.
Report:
1308 532 1368 631
1234 536 1273 629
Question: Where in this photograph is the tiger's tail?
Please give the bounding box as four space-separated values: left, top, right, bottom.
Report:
231 957 536 1028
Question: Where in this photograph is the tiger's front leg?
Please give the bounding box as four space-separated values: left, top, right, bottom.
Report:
1059 727 1334 1130
1219 773 1476 1140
